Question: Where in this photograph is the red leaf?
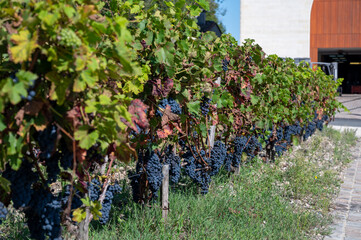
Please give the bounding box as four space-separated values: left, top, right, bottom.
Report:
157 124 173 139
128 99 149 132
150 77 173 97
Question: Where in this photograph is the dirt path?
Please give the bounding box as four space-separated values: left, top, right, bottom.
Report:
325 138 361 240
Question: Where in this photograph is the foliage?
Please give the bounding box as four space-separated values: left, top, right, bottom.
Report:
0 0 344 239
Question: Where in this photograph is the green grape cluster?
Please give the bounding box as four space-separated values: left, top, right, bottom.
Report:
59 28 82 47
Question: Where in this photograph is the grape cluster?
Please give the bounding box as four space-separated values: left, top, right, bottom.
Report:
276 127 284 141
209 141 227 176
128 158 144 202
231 134 262 167
275 142 287 156
222 59 230 71
60 149 72 170
145 151 163 198
45 153 60 183
60 185 83 211
25 188 62 240
88 178 101 201
156 97 182 117
303 121 316 141
163 146 181 184
314 113 328 131
0 201 8 225
284 122 303 143
59 28 82 48
200 96 211 116
224 153 233 172
244 135 262 159
99 183 122 225
183 148 211 194
2 160 38 209
232 136 248 168
37 125 57 160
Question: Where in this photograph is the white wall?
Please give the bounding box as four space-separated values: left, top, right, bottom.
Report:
240 0 314 58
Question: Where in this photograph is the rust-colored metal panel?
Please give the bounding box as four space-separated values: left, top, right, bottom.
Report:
310 0 361 62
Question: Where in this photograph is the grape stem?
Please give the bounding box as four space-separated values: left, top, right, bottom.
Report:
188 119 208 166
62 122 78 224
185 120 200 163
54 122 74 141
205 117 211 158
88 153 115 222
28 48 40 71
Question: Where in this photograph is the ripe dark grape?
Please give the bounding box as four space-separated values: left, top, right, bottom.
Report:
183 148 211 194
156 98 182 117
200 96 211 116
222 59 230 71
37 125 57 160
98 183 122 224
0 201 8 225
128 157 145 202
25 187 62 240
275 142 287 156
224 153 233 172
232 136 248 167
129 150 163 201
145 151 163 197
284 122 302 143
209 141 227 176
45 153 60 183
163 146 181 184
88 178 101 202
276 127 284 141
303 121 316 141
60 149 72 170
2 160 38 209
60 185 83 211
314 113 328 131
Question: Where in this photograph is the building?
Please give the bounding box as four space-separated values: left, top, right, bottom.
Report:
240 0 361 93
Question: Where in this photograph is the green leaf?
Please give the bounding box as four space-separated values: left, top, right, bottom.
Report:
99 95 111 105
63 5 76 18
38 10 60 27
0 176 11 193
75 126 99 149
196 0 210 11
10 30 38 63
0 115 6 131
199 123 207 137
80 69 98 88
250 95 259 105
187 101 200 116
155 47 174 66
16 70 38 83
90 200 103 220
9 155 22 171
189 5 202 17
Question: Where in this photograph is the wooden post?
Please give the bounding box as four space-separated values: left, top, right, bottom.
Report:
162 164 169 221
208 77 222 148
77 206 90 240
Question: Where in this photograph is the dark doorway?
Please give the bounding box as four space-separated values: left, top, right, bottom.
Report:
318 49 361 94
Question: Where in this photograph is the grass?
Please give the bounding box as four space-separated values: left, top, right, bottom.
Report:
0 127 358 239
88 127 358 240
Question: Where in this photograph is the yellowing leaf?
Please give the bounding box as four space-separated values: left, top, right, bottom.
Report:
10 30 38 63
72 207 86 222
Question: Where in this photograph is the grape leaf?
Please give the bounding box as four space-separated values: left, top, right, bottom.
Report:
9 30 38 63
